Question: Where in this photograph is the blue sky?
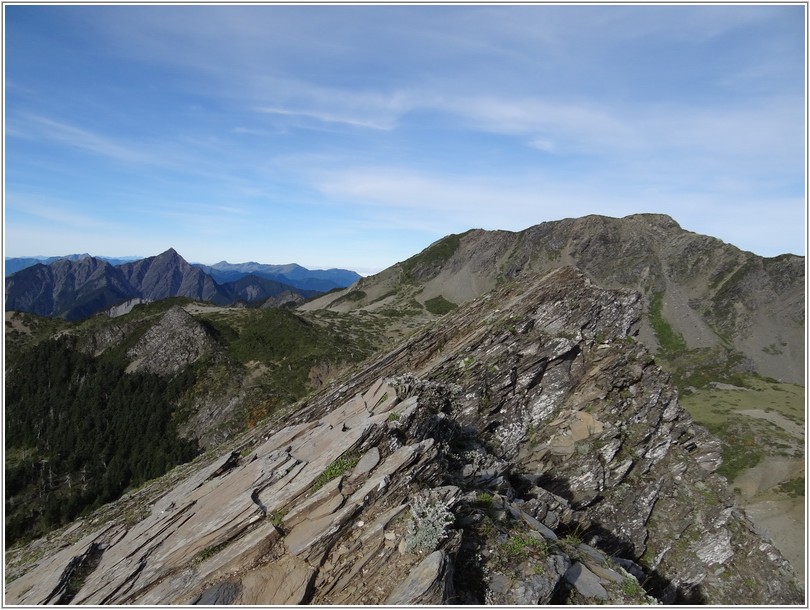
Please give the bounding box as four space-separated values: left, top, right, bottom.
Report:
4 4 806 274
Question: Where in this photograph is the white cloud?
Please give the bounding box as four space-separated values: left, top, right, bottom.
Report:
7 193 125 231
14 114 149 163
256 105 396 131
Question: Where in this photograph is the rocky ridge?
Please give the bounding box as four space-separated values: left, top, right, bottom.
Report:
6 267 802 605
302 213 804 384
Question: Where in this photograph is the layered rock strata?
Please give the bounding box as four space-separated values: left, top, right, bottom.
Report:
5 267 802 605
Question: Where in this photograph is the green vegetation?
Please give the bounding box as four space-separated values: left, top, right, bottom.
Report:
400 233 464 282
559 523 586 547
680 376 804 426
475 491 494 507
5 335 199 547
424 295 458 315
4 311 71 362
312 453 361 491
680 376 804 485
667 346 748 391
716 426 763 483
492 532 548 569
648 292 687 356
778 477 805 497
378 300 425 318
192 540 229 564
622 576 645 598
331 289 367 306
200 308 377 407
267 509 287 528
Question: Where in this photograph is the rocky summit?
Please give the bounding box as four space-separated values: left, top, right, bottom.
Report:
5 267 802 605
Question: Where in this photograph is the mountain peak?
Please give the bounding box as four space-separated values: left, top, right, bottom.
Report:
151 248 191 268
158 247 181 259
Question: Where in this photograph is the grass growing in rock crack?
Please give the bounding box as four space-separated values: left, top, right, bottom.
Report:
192 541 229 564
475 492 494 507
559 523 587 547
489 532 549 572
622 576 643 596
312 454 361 491
267 509 287 529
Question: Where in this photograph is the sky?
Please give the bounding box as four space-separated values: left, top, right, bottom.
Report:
4 3 806 274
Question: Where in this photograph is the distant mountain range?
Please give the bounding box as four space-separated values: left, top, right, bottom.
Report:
4 249 361 320
4 254 141 276
193 261 361 293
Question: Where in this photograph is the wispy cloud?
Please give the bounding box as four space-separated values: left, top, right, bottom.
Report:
14 114 149 163
5 4 804 265
6 192 131 232
256 106 396 131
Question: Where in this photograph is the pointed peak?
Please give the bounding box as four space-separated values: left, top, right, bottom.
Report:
153 248 187 262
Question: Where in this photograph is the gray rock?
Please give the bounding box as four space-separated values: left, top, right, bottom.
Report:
563 561 609 600
513 506 558 540
510 572 556 605
576 542 606 564
348 446 381 482
193 581 240 605
385 550 453 604
612 556 646 582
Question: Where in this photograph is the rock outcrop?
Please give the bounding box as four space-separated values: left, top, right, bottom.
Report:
126 306 218 376
5 267 803 605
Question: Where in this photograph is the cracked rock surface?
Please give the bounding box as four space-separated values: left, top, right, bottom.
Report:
5 267 803 605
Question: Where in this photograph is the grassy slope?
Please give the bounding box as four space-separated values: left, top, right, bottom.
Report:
679 378 804 486
678 377 805 578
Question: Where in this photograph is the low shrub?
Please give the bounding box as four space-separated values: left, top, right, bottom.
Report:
404 495 455 553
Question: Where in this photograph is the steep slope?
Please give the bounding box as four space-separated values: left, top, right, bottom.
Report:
302 214 804 383
4 257 138 320
6 267 802 605
4 297 386 548
220 274 320 306
119 248 230 305
5 250 325 320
